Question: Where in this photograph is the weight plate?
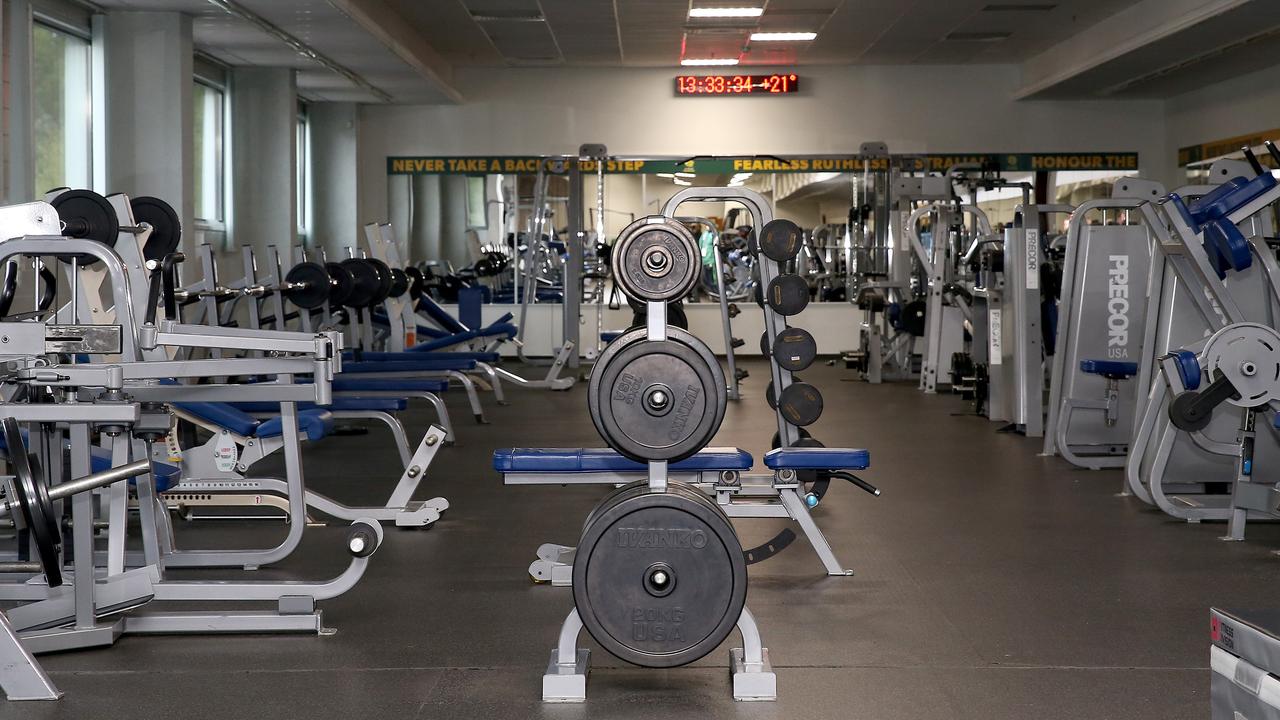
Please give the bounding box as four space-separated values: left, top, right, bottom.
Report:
757 219 804 262
405 266 425 300
130 196 182 263
766 274 809 316
764 376 801 410
589 327 726 462
1201 322 1280 406
388 267 409 298
773 327 817 372
51 189 119 266
778 381 824 426
284 262 332 310
612 218 700 302
2 418 61 587
770 426 812 449
340 258 380 307
365 257 395 305
325 262 356 306
760 331 771 358
573 481 747 668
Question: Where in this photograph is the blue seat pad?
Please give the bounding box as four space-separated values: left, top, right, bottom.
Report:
764 447 870 471
0 432 179 492
232 397 408 413
175 402 333 440
332 377 448 393
493 447 752 473
1079 359 1139 378
348 351 500 363
601 331 623 343
341 359 477 373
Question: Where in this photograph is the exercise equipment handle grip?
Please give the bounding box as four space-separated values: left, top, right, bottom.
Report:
0 458 152 517
830 470 880 497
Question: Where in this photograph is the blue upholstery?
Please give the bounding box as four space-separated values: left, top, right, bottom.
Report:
233 398 408 413
346 350 500 363
332 377 449 393
417 296 468 334
0 432 178 492
492 447 753 473
763 447 871 471
601 331 623 343
1173 349 1201 391
257 409 333 440
341 358 477 373
175 403 334 440
1080 360 1139 379
458 286 484 330
1194 173 1277 223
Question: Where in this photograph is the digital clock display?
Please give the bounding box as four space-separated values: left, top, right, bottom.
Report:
675 74 799 96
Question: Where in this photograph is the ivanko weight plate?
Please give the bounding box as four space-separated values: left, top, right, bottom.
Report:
589 327 726 462
611 217 700 303
573 481 747 668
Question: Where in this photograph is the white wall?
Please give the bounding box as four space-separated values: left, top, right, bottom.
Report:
1164 61 1280 185
358 64 1170 225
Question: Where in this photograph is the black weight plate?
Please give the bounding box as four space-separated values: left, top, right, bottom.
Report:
901 300 927 337
753 283 764 309
764 376 800 410
589 327 726 463
759 331 771 358
757 219 804 262
778 381 823 426
405 266 425 300
130 196 182 262
770 426 812 449
573 481 746 668
284 262 332 310
766 274 809 316
325 262 355 306
388 267 409 298
365 257 395 305
2 419 61 587
612 218 700 302
51 189 119 266
773 327 817 372
340 258 380 307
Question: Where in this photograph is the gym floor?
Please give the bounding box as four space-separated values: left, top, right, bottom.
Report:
9 358 1276 720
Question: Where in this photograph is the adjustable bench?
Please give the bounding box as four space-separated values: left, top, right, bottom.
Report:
494 445 873 579
233 397 416 466
337 357 490 423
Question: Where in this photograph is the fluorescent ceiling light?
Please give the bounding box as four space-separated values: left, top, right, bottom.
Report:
750 32 817 41
675 172 696 178
681 57 739 66
656 173 675 178
674 178 692 186
689 7 764 18
731 172 752 180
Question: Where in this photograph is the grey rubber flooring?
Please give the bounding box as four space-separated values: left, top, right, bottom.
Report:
8 357 1276 719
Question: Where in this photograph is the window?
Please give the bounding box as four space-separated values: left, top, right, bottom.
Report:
32 22 91 196
192 80 226 225
296 103 312 244
466 175 488 229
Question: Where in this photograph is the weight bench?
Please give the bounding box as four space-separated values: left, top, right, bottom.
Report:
233 397 416 466
169 400 449 529
337 358 490 423
495 445 873 579
344 349 513 405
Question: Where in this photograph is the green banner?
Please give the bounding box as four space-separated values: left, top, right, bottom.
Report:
387 152 1140 176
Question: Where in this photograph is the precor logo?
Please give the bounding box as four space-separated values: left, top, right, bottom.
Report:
1107 255 1129 355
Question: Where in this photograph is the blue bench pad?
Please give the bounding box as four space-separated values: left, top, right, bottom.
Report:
348 351 500 363
332 378 448 393
764 447 871 471
1080 359 1139 378
493 447 753 473
341 359 477 373
175 402 334 440
233 398 408 413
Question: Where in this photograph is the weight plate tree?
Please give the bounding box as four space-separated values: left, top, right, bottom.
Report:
573 481 747 668
611 217 700 302
588 327 727 463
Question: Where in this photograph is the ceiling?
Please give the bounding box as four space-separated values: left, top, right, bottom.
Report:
390 0 1146 67
76 1 1280 102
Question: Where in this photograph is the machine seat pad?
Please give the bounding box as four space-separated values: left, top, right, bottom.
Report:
256 409 334 440
493 447 753 473
1079 359 1139 379
233 398 409 413
601 331 623 343
764 447 871 471
341 359 477 373
173 402 260 437
348 350 500 363
332 378 448 393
